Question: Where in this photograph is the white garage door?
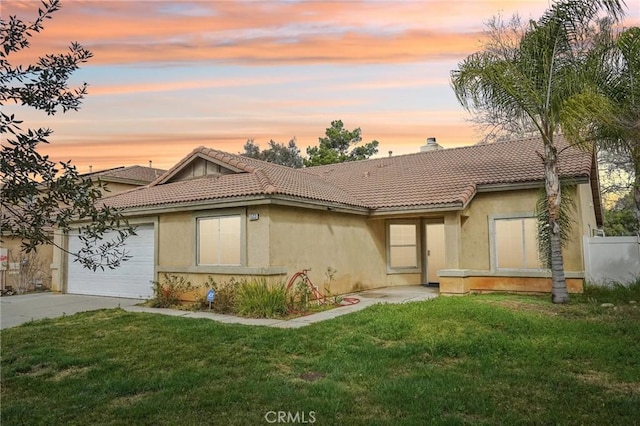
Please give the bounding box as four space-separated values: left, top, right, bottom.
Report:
67 224 155 299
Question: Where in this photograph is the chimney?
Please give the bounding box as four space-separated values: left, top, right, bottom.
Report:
388 151 393 157
420 137 442 152
149 160 153 168
89 165 93 173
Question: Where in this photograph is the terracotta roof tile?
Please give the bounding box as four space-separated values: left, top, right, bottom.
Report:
302 135 591 209
104 173 265 209
86 165 166 184
103 136 593 212
105 147 364 209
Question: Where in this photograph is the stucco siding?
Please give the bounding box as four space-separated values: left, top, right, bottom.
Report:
130 183 597 300
100 182 139 195
577 183 598 237
158 212 193 267
269 205 387 294
246 206 270 268
153 206 282 300
461 190 539 270
440 275 584 295
0 236 53 291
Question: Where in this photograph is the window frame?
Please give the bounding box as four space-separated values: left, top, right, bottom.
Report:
386 220 421 274
195 210 246 267
489 213 543 272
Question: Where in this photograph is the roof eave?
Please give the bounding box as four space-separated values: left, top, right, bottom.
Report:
95 176 150 186
476 176 590 193
368 202 465 217
108 194 370 217
269 195 370 215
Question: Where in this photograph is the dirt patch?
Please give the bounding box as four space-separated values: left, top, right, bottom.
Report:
299 371 325 382
481 297 640 321
577 370 640 395
51 366 91 382
17 363 52 378
110 392 151 407
481 299 559 316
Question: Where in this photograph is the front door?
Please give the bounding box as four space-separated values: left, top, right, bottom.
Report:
423 222 445 285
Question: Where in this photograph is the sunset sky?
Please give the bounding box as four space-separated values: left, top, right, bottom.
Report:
4 0 639 172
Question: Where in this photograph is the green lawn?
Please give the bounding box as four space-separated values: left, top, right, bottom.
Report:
1 293 639 425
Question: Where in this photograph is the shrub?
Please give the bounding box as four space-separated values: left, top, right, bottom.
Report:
287 277 313 312
197 276 238 314
150 274 193 308
235 277 288 318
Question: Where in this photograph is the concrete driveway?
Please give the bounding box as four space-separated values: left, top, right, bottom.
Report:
0 293 141 330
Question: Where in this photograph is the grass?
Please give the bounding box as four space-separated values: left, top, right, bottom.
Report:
579 277 640 305
1 294 639 425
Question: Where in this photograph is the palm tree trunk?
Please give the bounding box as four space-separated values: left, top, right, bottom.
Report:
544 142 570 303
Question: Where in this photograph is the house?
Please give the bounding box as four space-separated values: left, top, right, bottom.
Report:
51 136 603 299
81 165 166 194
1 165 165 293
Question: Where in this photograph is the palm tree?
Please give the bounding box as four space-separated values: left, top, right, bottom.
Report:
451 0 626 303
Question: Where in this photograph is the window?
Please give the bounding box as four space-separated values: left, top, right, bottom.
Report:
197 216 241 265
494 217 541 270
388 222 419 270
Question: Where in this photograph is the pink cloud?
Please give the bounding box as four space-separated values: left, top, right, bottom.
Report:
1 1 504 65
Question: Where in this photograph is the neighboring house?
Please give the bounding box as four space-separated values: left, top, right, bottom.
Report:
1 165 165 293
51 136 603 299
82 165 166 195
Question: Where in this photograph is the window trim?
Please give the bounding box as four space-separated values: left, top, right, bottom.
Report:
386 220 421 274
489 213 544 272
194 209 246 267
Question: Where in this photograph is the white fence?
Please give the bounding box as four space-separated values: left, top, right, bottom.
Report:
583 236 640 285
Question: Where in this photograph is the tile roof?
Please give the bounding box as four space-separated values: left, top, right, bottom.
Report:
85 166 166 184
106 147 365 210
303 135 592 209
102 136 594 213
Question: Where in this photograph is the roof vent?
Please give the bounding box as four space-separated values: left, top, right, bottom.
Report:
420 137 442 152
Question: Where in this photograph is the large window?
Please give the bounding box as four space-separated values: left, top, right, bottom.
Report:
494 217 541 270
388 222 419 270
197 216 241 265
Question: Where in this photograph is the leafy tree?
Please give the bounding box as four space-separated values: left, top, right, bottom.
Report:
603 192 637 236
242 139 261 159
451 0 626 303
1 0 134 270
241 138 304 168
305 120 379 167
598 146 639 236
589 26 640 235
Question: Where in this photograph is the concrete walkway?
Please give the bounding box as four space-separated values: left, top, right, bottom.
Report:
0 286 438 330
123 285 439 329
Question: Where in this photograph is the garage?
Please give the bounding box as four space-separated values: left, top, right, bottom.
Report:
67 224 155 299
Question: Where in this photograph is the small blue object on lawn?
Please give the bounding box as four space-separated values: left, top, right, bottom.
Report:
207 289 216 310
